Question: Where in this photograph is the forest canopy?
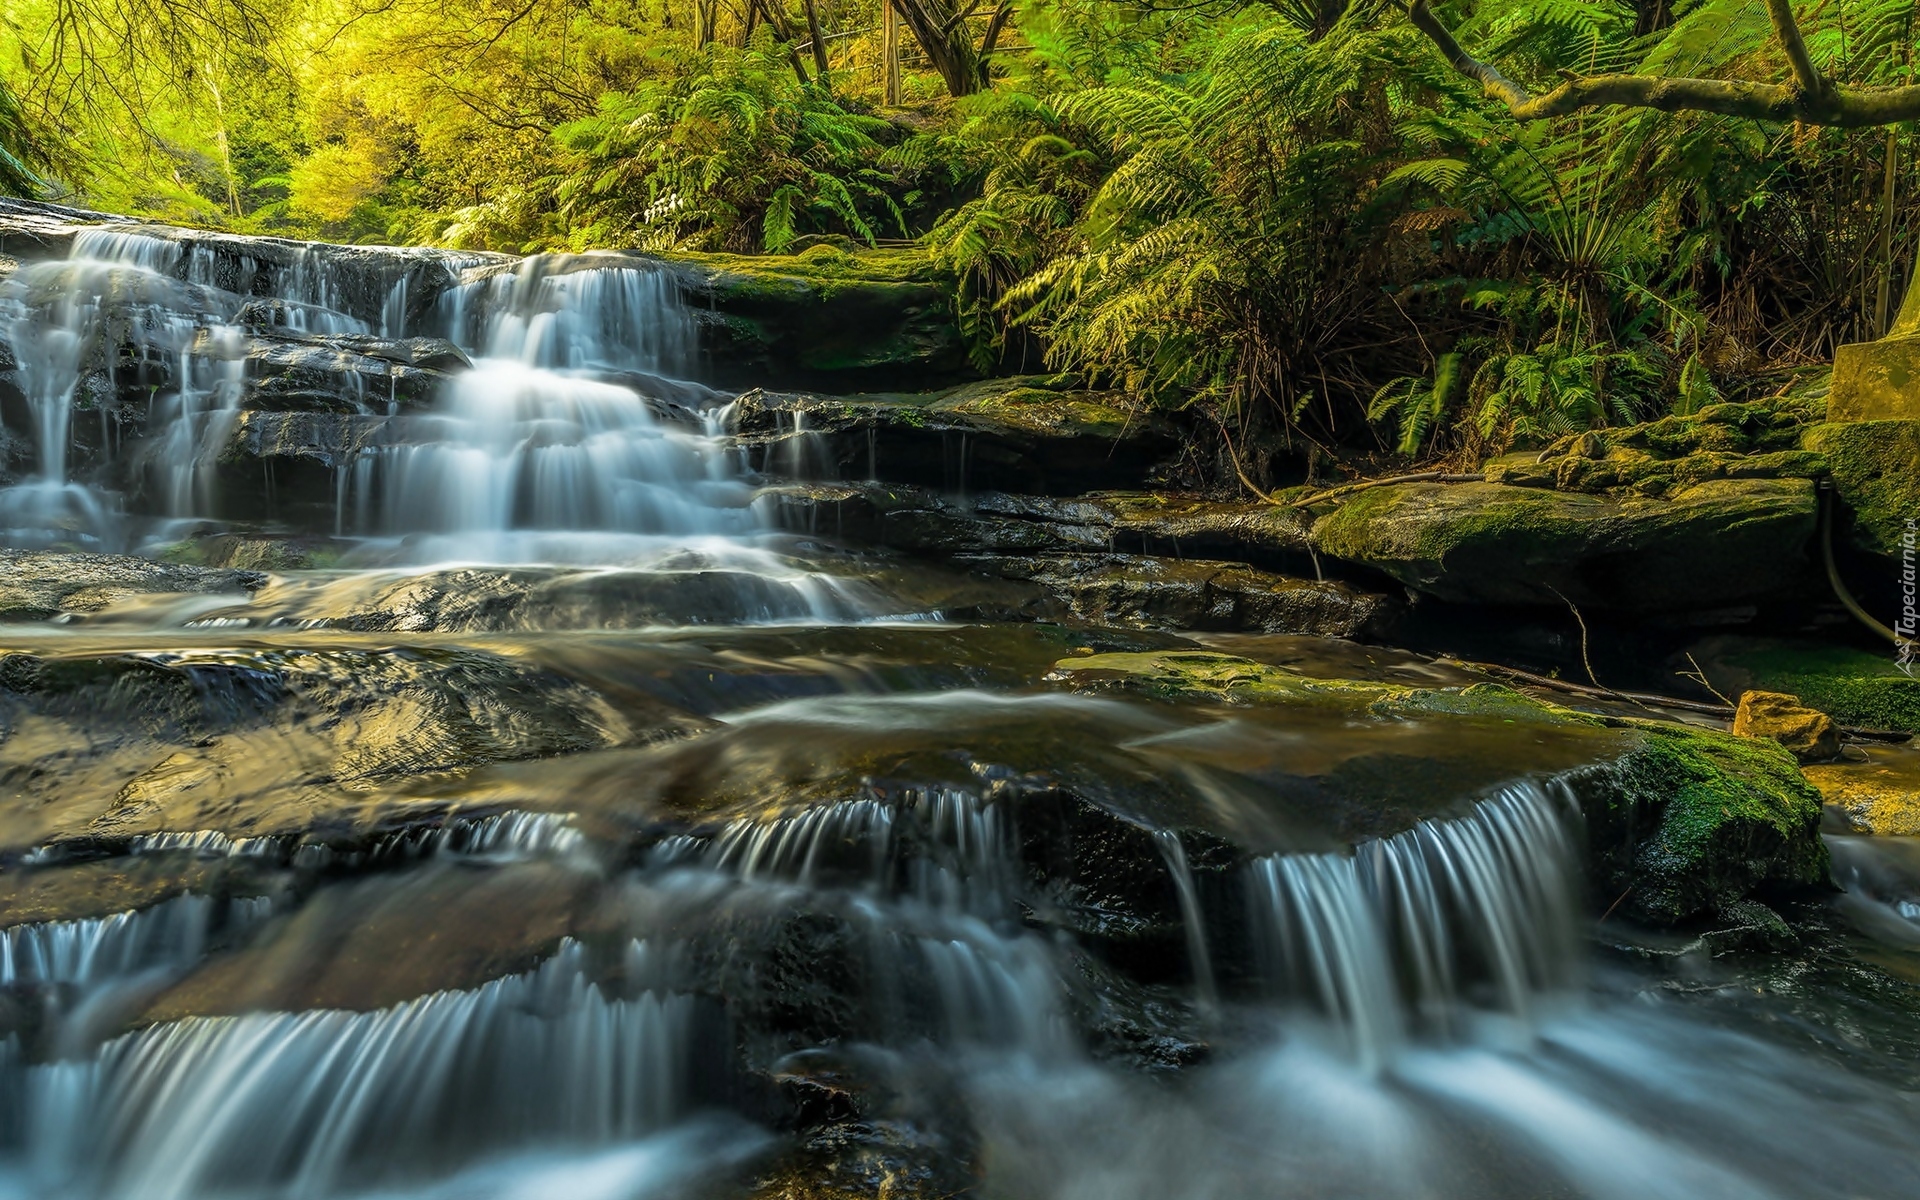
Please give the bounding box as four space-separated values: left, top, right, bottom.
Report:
2 0 1916 467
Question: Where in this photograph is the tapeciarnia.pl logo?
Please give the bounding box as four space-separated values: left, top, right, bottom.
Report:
1900 516 1917 677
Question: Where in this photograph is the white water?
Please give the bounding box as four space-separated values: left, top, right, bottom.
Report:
1246 782 1583 1066
0 230 245 548
0 227 870 613
15 941 697 1200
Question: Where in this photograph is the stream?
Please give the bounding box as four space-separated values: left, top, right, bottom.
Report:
0 217 1917 1200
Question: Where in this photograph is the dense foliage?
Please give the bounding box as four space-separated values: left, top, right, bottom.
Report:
4 0 1916 477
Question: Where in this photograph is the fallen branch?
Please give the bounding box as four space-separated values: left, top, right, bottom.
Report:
1283 471 1484 509
1440 656 1914 742
1442 657 1732 715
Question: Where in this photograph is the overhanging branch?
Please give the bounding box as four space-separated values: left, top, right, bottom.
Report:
1405 0 1920 128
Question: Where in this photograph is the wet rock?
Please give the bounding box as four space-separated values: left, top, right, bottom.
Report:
236 565 871 633
1309 478 1818 612
242 332 453 411
0 644 663 853
1805 744 1920 835
763 482 1314 569
224 409 398 466
0 197 113 259
0 856 251 923
976 554 1400 640
1732 690 1840 763
141 861 600 1017
735 378 1179 495
1048 651 1829 925
0 549 265 620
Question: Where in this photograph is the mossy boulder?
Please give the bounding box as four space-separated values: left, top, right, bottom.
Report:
1484 401 1828 499
1800 420 1920 557
1578 724 1828 923
1049 651 1829 924
655 245 967 390
1309 478 1816 611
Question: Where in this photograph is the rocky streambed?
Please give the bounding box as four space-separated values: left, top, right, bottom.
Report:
2 199 1919 1200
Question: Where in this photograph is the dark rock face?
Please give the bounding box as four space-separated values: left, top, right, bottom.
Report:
0 549 266 620
652 247 968 390
734 379 1181 496
763 482 1313 568
240 333 461 411
975 554 1400 640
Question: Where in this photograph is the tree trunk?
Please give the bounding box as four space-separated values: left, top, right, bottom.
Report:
890 0 981 98
801 0 831 86
882 1 901 105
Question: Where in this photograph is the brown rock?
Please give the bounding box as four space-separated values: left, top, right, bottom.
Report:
1732 690 1840 763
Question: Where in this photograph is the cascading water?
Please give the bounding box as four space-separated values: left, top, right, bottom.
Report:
16 941 698 1200
7 207 1920 1200
0 230 246 548
1245 781 1583 1064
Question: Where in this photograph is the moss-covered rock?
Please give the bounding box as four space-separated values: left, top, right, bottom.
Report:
1800 420 1920 557
1308 478 1817 611
1578 724 1829 923
1046 650 1403 710
1049 651 1830 924
655 245 967 390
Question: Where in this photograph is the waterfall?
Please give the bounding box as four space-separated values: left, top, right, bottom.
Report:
704 787 1017 913
1244 781 1583 1067
2 895 275 1061
1153 830 1218 1011
1 894 269 992
0 228 248 547
326 254 820 574
19 941 698 1199
126 811 586 867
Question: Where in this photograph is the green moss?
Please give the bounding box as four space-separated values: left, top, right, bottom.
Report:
1369 682 1588 723
1801 420 1920 557
1049 650 1399 709
930 378 1140 439
1583 724 1828 923
1308 478 1816 610
1727 643 1920 733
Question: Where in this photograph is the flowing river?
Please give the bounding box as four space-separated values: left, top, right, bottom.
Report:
0 210 1917 1200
